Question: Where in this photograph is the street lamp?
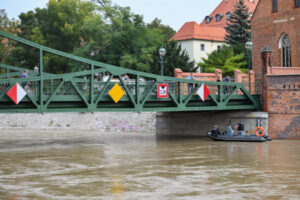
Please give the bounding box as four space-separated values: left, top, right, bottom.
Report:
159 46 166 76
245 39 253 93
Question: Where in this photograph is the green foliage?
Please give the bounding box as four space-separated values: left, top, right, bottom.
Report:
198 45 247 76
0 9 10 28
2 0 194 76
73 2 193 75
0 9 19 63
225 0 251 45
6 0 96 72
224 52 247 75
147 18 176 42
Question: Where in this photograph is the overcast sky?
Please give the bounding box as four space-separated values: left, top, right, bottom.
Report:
0 0 221 31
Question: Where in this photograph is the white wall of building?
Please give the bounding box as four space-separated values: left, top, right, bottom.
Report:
179 39 226 71
180 40 194 62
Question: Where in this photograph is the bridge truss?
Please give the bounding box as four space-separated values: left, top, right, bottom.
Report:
0 31 260 113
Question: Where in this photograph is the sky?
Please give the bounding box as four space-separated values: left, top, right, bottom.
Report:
0 0 221 31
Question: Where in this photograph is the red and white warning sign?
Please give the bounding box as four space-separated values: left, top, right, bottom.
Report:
157 84 169 98
7 83 27 104
197 83 210 101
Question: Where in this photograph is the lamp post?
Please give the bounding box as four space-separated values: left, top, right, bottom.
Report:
159 46 166 76
245 39 253 93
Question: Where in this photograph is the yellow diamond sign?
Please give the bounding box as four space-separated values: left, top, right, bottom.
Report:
109 83 125 103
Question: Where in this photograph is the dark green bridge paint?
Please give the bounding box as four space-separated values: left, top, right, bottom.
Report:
0 31 261 113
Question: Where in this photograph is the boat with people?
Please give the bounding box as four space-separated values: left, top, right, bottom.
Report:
207 121 272 142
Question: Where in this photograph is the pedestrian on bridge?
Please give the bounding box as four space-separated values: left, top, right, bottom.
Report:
187 73 194 93
223 75 230 95
20 69 29 88
34 66 39 73
217 77 221 95
123 74 130 83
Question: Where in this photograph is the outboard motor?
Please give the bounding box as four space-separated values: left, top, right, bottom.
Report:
263 130 272 141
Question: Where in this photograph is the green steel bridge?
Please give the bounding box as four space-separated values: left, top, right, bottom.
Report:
0 31 261 113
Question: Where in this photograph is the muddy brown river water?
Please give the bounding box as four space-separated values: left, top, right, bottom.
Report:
0 130 299 200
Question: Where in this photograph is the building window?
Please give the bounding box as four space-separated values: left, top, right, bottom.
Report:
217 45 221 50
296 0 300 7
273 0 278 12
201 44 205 51
279 34 291 67
205 16 212 23
226 12 231 20
215 14 223 22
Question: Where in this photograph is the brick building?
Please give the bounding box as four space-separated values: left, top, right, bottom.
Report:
251 0 300 74
252 0 300 139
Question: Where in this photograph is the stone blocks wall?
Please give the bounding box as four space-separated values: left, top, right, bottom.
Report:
156 111 268 137
0 112 156 132
265 74 300 139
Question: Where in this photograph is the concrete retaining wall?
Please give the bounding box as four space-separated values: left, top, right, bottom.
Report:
156 111 268 137
0 112 156 132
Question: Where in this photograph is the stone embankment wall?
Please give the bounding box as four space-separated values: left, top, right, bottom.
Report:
0 112 156 132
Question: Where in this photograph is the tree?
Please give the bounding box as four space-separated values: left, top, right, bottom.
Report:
0 9 19 65
6 0 96 73
225 0 251 45
73 5 163 72
151 40 196 77
147 18 176 42
198 45 247 76
0 9 11 64
3 0 194 76
0 9 10 28
74 4 193 76
93 0 111 7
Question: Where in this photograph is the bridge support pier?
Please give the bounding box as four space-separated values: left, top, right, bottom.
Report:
156 111 268 137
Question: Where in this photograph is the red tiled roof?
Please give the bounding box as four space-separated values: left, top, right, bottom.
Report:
170 21 226 41
201 0 258 28
171 0 259 41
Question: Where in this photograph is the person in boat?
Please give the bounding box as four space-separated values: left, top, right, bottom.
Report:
235 121 245 136
211 125 221 137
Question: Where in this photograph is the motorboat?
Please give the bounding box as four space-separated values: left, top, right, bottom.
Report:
207 132 268 142
207 123 272 142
